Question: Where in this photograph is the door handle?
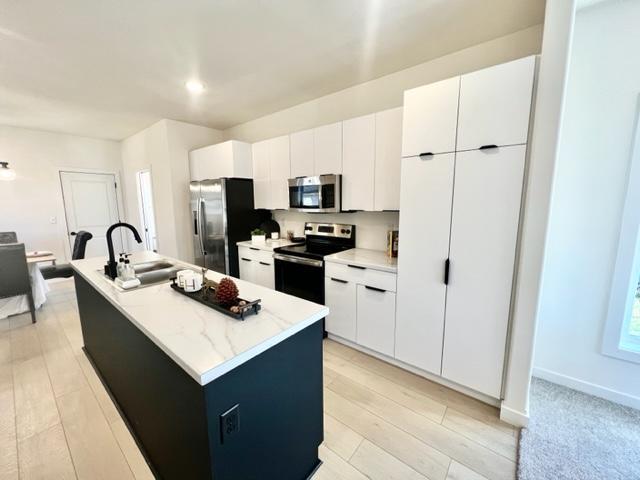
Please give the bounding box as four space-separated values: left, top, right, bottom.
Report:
259 261 270 266
347 264 366 270
479 144 499 151
241 258 252 262
330 277 348 284
365 285 386 293
199 199 207 255
444 258 451 285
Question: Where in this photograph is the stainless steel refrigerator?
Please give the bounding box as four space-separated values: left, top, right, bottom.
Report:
190 178 266 278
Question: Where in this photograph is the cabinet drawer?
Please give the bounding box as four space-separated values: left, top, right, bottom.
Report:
238 246 274 264
325 262 396 292
356 285 396 357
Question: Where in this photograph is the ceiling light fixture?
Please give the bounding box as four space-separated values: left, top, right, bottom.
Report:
0 162 16 181
185 80 205 94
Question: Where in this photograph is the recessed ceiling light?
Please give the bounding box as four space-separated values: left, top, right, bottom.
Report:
185 80 205 94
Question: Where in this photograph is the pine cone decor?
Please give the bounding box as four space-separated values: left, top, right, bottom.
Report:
215 277 239 306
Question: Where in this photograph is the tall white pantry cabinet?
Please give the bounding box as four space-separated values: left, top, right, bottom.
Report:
395 56 536 398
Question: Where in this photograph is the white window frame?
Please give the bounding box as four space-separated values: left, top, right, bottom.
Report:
602 98 640 363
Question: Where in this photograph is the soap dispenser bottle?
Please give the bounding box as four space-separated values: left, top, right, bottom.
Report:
116 253 125 279
123 256 135 281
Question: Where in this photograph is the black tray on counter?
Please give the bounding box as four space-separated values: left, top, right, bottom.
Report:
169 279 261 320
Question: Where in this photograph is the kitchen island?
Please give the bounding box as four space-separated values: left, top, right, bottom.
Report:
71 251 328 480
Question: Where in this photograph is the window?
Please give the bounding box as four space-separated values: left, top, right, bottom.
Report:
603 100 640 362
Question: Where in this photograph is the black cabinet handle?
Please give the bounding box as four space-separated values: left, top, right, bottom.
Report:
479 144 498 150
444 258 450 285
241 258 251 262
259 261 270 266
365 285 386 293
419 152 434 158
347 264 366 270
330 277 348 284
70 231 77 236
250 247 260 251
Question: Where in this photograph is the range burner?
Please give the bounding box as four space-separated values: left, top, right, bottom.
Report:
273 222 356 308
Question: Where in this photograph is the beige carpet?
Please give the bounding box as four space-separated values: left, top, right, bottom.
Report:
518 378 640 479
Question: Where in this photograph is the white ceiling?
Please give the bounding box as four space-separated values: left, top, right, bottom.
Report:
0 0 545 140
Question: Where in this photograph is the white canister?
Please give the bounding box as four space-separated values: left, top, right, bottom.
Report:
184 275 202 293
177 270 194 288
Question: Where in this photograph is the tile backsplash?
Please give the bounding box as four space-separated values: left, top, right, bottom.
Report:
272 210 399 252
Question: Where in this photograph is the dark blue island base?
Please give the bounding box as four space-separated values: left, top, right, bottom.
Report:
75 275 324 480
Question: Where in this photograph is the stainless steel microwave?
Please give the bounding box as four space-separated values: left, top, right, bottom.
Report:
288 174 341 213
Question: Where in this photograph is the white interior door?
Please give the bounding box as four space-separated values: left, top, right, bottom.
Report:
60 171 122 259
137 170 157 252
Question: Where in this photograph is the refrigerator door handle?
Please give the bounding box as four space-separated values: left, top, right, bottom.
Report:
198 198 206 255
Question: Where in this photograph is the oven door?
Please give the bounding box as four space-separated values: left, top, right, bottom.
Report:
273 254 325 305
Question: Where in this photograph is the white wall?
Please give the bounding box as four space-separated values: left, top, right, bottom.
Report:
121 119 222 262
533 0 640 409
500 0 577 427
223 25 543 143
0 125 122 260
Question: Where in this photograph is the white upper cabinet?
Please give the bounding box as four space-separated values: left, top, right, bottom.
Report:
189 140 253 181
395 153 455 375
290 128 314 178
314 122 343 175
456 56 536 151
268 135 291 210
441 145 526 397
342 114 375 211
374 107 403 211
402 76 460 157
251 140 271 209
251 135 290 210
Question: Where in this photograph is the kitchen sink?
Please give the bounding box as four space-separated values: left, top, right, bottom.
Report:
133 260 181 285
100 259 183 289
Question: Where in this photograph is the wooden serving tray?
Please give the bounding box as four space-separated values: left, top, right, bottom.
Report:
169 279 261 320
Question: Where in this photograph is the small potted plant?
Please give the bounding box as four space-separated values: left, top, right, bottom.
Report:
251 228 266 245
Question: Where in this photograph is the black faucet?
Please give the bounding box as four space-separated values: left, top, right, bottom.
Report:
104 222 143 279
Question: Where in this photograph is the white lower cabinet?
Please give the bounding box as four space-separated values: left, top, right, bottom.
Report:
324 261 397 356
238 246 275 289
325 277 357 342
356 285 396 357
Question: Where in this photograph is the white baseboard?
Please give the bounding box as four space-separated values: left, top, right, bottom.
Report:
533 367 640 410
499 404 529 427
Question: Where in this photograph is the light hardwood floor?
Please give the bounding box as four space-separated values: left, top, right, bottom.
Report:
0 279 518 480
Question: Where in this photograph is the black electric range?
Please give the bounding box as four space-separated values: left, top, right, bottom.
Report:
273 222 356 306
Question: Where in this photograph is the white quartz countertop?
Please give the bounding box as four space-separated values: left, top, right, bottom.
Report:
325 248 398 273
236 239 299 252
71 251 328 386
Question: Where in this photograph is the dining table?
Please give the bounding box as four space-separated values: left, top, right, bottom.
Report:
0 250 55 320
